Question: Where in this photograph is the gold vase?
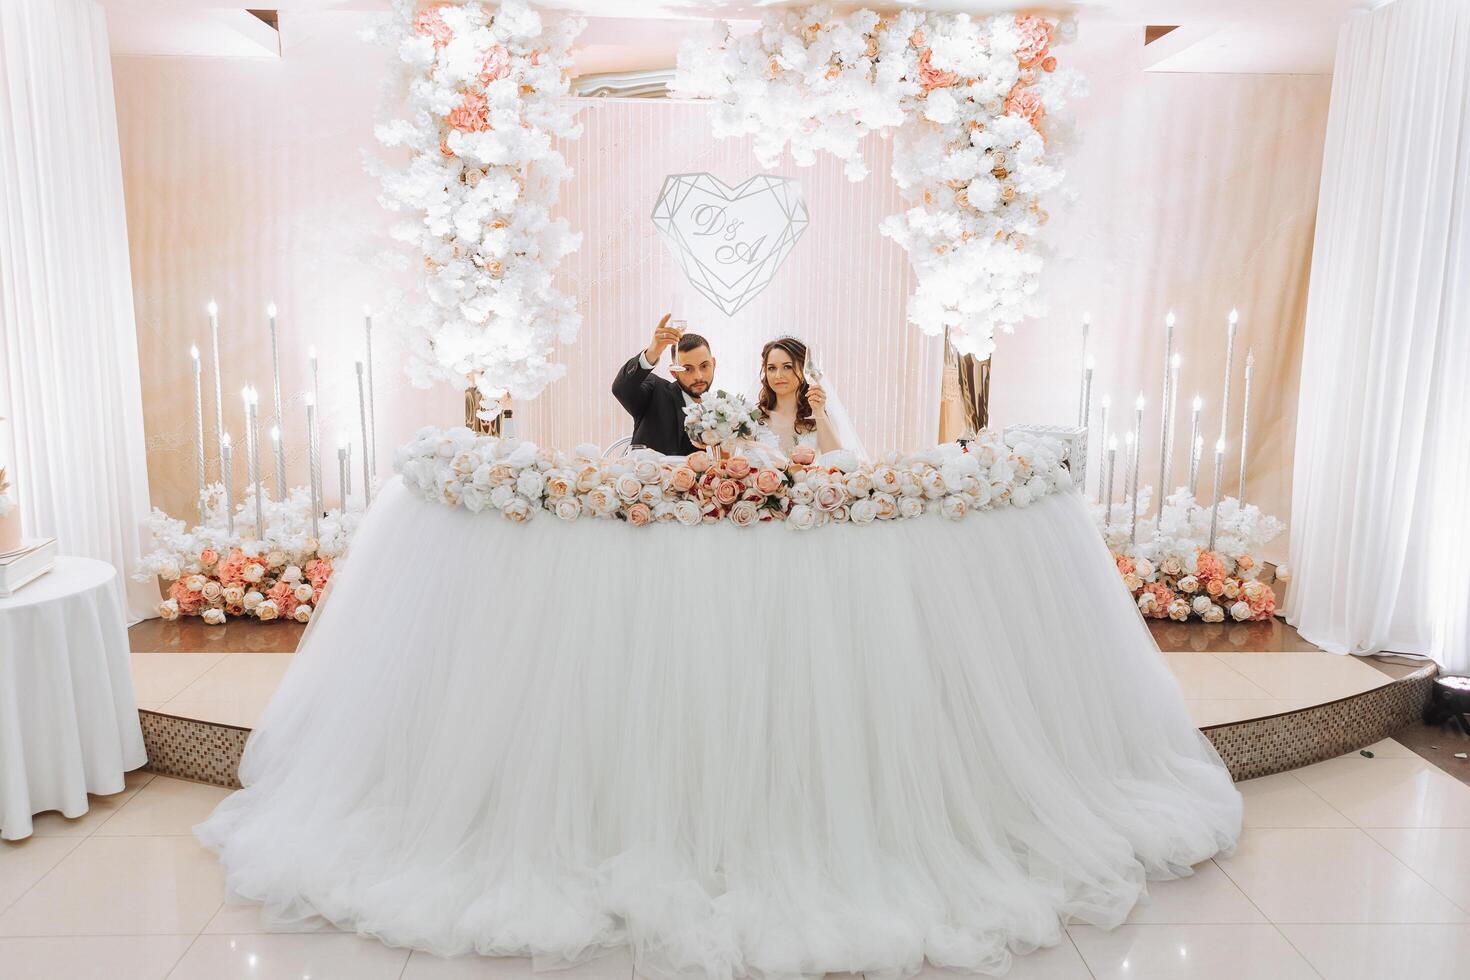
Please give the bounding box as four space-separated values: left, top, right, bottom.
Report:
939 336 991 442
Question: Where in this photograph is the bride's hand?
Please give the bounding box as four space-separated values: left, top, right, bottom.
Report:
807 383 828 419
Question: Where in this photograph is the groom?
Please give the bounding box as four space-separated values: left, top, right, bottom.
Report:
611 313 715 456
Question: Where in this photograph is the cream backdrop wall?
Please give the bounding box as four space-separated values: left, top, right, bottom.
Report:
114 14 1329 563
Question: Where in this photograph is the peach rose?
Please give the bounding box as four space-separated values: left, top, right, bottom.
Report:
790 446 816 466
477 45 512 86
201 580 223 602
917 48 958 91
1013 14 1052 66
448 92 491 133
199 548 219 567
670 467 697 493
754 469 783 495
626 502 653 527
715 480 741 506
1236 554 1256 571
687 451 711 473
412 5 453 48
1205 579 1226 598
1004 86 1045 128
726 457 752 479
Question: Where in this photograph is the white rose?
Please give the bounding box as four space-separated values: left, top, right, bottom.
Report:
615 472 643 501
940 494 968 520
872 466 902 494
554 496 582 521
1274 564 1292 582
1167 599 1191 622
898 496 925 519
1230 600 1252 621
256 600 279 621
159 558 181 580
490 485 514 509
202 607 226 625
201 580 223 602
788 503 816 530
921 470 947 498
516 469 545 500
501 498 533 523
1191 595 1213 615
967 480 992 508
789 483 815 507
850 498 878 524
281 565 302 584
293 583 314 603
634 459 662 485
293 604 312 623
184 574 208 592
1243 580 1266 602
638 486 661 506
222 585 245 606
1011 484 1034 507
1135 558 1155 579
673 500 701 526
244 590 263 611
265 550 287 569
243 564 265 584
1201 604 1226 623
461 486 488 513
1177 575 1200 594
158 598 180 621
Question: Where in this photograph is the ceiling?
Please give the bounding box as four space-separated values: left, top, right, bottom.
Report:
98 0 1376 73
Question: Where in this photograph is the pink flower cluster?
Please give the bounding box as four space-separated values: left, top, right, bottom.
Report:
1113 548 1278 623
159 547 334 624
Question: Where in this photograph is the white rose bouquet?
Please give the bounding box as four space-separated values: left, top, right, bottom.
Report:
683 390 758 453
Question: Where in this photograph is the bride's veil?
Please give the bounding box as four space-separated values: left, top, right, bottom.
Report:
750 334 869 461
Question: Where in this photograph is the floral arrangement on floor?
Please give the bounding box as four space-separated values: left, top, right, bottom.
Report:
134 486 363 623
683 390 758 452
367 0 584 419
675 4 1083 359
396 426 1073 529
1094 486 1289 622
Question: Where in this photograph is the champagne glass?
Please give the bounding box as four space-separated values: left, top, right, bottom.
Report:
669 318 689 373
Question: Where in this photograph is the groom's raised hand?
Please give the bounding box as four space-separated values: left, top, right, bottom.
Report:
644 313 680 365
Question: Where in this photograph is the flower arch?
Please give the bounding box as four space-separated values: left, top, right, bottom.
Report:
674 6 1082 359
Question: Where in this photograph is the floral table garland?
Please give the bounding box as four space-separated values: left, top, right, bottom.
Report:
367 0 584 419
1095 488 1289 623
675 5 1084 359
396 426 1072 529
135 486 361 623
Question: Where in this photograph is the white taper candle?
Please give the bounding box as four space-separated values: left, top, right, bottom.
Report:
1077 312 1091 426
191 345 205 519
1238 348 1254 508
221 433 234 536
1219 309 1238 448
363 306 377 478
1104 433 1117 525
1130 393 1145 545
356 361 372 507
305 394 320 541
1096 395 1110 502
208 301 223 469
1209 437 1225 551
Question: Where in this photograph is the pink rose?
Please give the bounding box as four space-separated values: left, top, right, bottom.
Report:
726 457 752 479
412 5 453 48
715 480 741 506
199 548 219 567
790 446 816 466
729 500 759 528
448 92 491 133
754 469 783 495
916 48 959 91
670 466 697 493
687 451 711 473
626 502 653 527
814 484 845 512
1013 14 1052 67
477 45 512 86
1236 554 1256 571
1004 86 1045 128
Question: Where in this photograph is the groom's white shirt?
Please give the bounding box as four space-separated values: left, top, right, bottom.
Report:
638 351 698 409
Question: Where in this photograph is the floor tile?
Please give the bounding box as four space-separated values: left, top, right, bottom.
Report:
129 652 228 702
911 936 1093 979
1161 655 1275 699
1187 699 1302 727
1237 772 1351 829
94 776 233 837
0 837 81 912
1212 652 1389 701
1068 923 1318 980
169 653 293 703
203 901 341 935
1293 754 1470 828
0 836 224 936
1278 923 1470 980
1215 828 1467 923
26 768 156 837
1126 860 1266 924
156 698 270 728
1366 828 1470 914
167 933 410 980
0 935 195 980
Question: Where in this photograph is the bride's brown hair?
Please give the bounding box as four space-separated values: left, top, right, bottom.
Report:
757 337 816 434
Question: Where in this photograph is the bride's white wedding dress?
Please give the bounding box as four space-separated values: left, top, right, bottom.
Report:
196 476 1240 980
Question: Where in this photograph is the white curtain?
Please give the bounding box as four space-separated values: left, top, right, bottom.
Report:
1286 0 1470 671
0 0 157 622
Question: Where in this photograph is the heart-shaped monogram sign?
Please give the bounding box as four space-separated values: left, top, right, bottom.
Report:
651 173 809 317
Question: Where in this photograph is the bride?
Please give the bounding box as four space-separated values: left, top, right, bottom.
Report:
749 335 866 460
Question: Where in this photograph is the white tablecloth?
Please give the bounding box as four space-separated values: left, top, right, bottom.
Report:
0 556 146 839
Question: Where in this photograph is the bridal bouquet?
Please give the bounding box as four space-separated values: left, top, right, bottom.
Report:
683 390 758 452
134 486 362 623
396 426 1074 530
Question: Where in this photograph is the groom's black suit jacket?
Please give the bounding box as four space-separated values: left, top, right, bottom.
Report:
611 353 699 456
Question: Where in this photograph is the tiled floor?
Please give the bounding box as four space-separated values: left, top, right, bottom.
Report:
5 737 1470 978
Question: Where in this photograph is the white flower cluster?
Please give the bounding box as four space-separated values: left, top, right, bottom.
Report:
395 425 1074 529
1094 486 1286 563
367 0 584 416
683 390 758 451
674 4 1082 358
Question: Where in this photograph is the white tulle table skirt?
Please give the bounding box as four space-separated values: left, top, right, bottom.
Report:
197 477 1240 979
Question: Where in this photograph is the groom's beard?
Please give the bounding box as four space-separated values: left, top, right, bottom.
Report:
679 377 710 399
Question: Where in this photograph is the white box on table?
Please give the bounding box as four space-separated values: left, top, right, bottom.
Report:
0 538 57 596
